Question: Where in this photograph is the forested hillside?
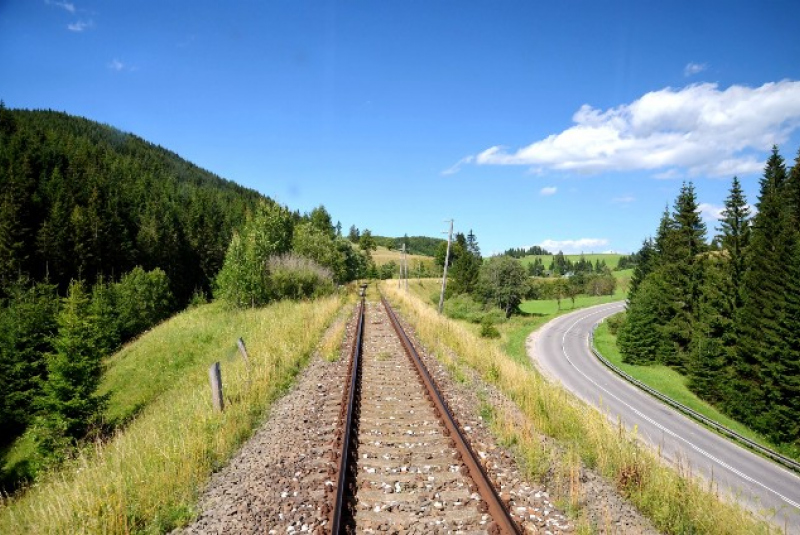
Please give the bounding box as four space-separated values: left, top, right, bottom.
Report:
0 104 265 303
619 145 800 453
0 105 275 482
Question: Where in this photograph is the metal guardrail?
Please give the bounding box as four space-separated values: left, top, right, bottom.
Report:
588 321 800 475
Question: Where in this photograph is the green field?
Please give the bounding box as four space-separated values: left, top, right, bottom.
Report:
0 296 346 533
593 317 785 458
519 253 624 269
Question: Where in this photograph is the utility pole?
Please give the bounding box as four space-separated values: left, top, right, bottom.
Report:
398 243 402 289
403 243 408 292
438 219 453 314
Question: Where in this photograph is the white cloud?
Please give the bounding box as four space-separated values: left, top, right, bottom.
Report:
540 186 557 196
441 156 473 176
698 202 725 222
459 80 800 178
540 238 609 254
108 59 125 72
684 62 707 77
67 19 93 32
612 195 635 204
46 0 75 13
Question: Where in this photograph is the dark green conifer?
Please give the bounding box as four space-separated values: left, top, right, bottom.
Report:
733 147 793 432
38 280 107 450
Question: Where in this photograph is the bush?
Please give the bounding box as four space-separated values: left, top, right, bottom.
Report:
606 311 626 335
444 293 505 324
114 267 174 340
480 319 500 339
267 254 335 300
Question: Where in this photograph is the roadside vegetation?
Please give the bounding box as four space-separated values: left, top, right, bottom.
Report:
0 296 344 533
594 314 780 454
618 146 800 457
383 283 772 534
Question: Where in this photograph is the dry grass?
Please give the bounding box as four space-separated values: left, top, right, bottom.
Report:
0 297 343 534
370 246 436 271
382 283 773 534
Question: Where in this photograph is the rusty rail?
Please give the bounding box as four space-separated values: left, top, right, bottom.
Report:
328 298 364 533
381 295 522 535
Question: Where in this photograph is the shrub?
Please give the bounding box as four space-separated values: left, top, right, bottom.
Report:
267 254 335 300
606 311 626 335
480 319 500 338
114 267 174 341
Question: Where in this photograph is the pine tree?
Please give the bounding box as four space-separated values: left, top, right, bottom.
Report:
466 229 481 258
38 280 107 450
718 176 750 309
618 274 674 365
787 148 800 225
688 178 751 406
732 147 793 432
688 254 734 403
628 238 655 301
0 280 59 438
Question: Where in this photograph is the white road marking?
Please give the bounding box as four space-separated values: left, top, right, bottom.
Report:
552 305 800 511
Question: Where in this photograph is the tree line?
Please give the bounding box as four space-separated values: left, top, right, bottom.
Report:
434 231 616 321
0 104 265 303
0 106 376 486
617 146 800 452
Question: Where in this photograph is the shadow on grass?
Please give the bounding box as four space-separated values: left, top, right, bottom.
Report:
0 434 35 496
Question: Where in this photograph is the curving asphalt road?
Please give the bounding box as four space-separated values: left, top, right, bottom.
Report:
529 301 800 532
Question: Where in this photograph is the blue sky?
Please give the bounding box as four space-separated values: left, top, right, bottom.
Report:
2 1 800 255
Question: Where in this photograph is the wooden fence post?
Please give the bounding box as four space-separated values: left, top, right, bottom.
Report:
237 337 250 367
209 361 224 411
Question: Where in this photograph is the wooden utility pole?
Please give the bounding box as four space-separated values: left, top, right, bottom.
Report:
438 219 453 314
402 243 408 292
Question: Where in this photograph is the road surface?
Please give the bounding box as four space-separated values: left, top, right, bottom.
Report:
529 301 800 532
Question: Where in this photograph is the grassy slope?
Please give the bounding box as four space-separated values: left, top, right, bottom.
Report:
519 253 624 269
0 296 344 534
593 317 785 458
371 245 436 270
382 283 769 534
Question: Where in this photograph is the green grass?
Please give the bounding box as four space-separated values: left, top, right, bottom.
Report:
519 253 624 269
382 283 771 534
593 317 784 458
0 296 345 534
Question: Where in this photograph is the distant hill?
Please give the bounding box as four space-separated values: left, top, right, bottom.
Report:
520 253 624 270
0 106 267 302
373 235 445 257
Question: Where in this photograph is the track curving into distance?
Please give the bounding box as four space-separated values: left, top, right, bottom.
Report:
530 302 800 532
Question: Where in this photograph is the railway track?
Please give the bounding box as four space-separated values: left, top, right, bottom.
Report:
327 294 522 534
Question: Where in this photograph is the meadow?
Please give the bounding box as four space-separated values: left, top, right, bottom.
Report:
385 280 773 533
0 296 346 533
518 253 624 270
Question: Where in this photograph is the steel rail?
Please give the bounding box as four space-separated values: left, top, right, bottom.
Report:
329 298 364 533
380 295 522 535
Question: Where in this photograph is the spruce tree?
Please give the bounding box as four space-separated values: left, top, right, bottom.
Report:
732 147 792 431
688 178 751 405
38 280 106 451
628 238 655 302
718 176 750 309
688 254 734 403
787 148 800 225
618 274 674 365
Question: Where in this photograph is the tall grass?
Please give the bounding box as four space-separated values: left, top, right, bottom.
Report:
0 297 343 534
382 284 772 534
